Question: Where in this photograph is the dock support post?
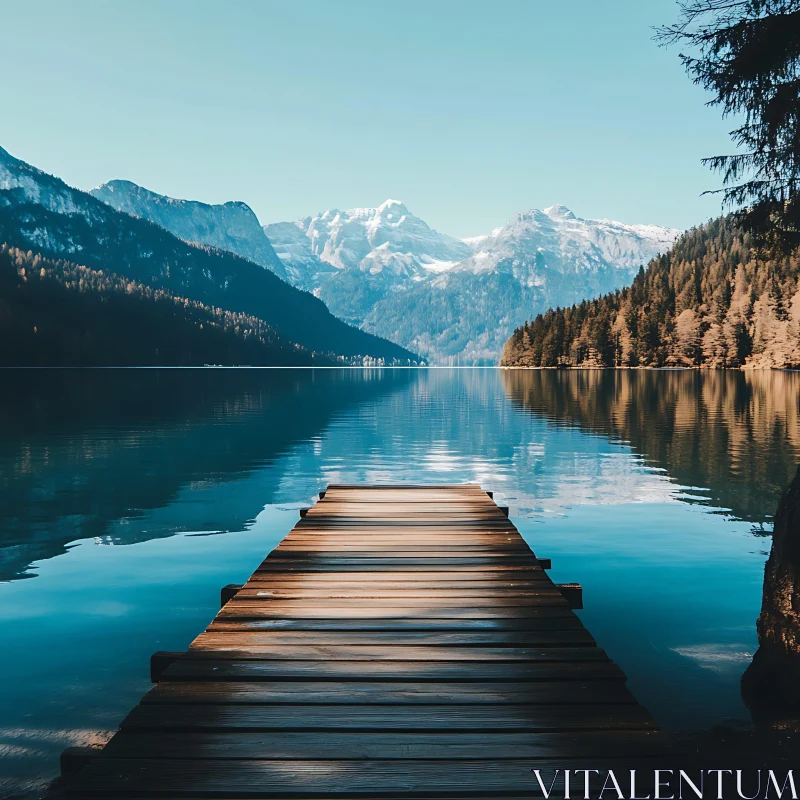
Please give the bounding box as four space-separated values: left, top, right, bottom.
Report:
60 746 97 778
319 491 326 499
299 508 310 517
557 582 583 609
150 651 184 682
486 491 494 499
221 583 242 607
498 505 509 517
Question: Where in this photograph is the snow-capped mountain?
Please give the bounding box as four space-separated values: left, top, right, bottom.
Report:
85 174 680 363
364 204 680 363
90 180 287 279
263 200 472 306
266 201 681 363
459 204 679 278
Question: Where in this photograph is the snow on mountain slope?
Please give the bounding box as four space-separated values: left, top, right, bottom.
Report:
0 146 97 225
266 198 681 362
306 199 473 271
260 219 337 293
91 180 287 279
264 200 472 312
361 204 681 363
454 204 678 279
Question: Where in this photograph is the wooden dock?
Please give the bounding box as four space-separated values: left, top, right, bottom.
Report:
59 483 668 797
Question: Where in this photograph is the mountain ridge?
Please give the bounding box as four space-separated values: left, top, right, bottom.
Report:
85 172 680 364
0 146 419 364
91 179 289 280
267 199 680 362
263 198 473 296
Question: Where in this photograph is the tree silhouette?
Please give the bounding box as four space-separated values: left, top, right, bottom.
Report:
657 0 800 250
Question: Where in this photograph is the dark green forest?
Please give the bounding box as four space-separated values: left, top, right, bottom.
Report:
501 217 800 369
0 245 327 366
0 145 418 364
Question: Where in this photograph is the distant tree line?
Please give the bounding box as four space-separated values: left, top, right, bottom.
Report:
0 245 329 366
501 217 800 369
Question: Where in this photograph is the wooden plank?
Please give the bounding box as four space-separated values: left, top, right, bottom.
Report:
168 644 604 661
273 546 531 552
273 549 533 557
254 565 550 574
259 560 542 568
245 572 548 582
233 590 565 601
142 680 634 705
294 527 524 531
290 531 518 536
326 483 485 489
293 525 519 531
65 757 669 795
238 582 556 591
216 605 575 619
282 531 524 537
100 729 672 760
227 595 568 608
235 587 559 597
158 659 624 682
191 630 596 647
207 616 587 632
121 703 655 732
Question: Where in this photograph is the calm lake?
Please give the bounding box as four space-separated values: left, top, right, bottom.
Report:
1 367 799 797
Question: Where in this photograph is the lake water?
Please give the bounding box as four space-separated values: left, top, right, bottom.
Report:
1 367 799 798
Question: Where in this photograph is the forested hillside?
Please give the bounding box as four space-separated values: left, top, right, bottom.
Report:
501 218 800 369
0 146 419 365
0 246 326 366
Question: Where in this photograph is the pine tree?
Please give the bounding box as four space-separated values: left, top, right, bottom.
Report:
500 216 800 370
658 0 800 251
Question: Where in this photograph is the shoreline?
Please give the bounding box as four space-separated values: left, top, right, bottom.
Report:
499 364 800 372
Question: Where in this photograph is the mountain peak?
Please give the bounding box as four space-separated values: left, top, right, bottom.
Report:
378 198 410 216
378 197 408 211
90 178 286 279
543 204 576 221
93 178 139 194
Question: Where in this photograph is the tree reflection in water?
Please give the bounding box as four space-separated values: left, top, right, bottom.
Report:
501 368 800 526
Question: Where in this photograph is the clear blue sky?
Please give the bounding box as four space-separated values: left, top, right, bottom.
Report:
1 0 734 237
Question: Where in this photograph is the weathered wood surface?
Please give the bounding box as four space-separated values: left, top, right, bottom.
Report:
60 483 666 798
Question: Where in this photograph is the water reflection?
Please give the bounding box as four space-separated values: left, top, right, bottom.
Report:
0 368 412 580
3 368 798 584
501 369 800 526
0 367 799 796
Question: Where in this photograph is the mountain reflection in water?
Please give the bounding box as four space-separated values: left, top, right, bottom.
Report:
2 368 799 584
0 368 412 580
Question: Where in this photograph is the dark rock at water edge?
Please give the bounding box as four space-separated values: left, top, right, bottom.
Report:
742 465 800 720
